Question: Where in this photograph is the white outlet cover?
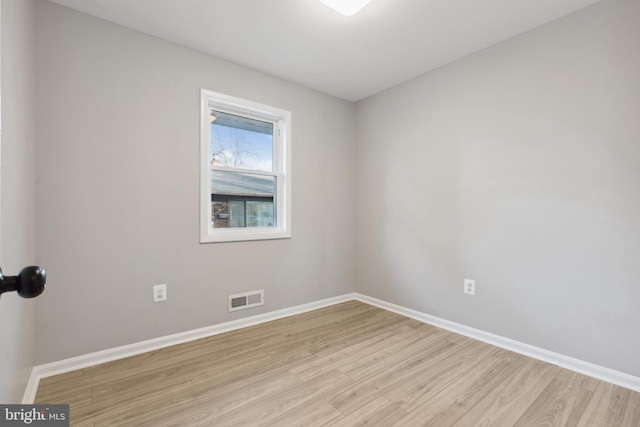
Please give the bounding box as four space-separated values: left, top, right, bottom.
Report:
464 279 475 295
153 284 167 302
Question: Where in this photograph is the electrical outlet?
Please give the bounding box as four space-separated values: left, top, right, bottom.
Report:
153 284 167 302
464 279 475 295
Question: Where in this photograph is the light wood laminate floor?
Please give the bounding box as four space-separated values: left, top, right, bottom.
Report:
35 301 640 426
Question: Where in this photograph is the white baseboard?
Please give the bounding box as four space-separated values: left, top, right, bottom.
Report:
23 291 640 403
21 369 41 405
354 293 640 393
22 293 355 403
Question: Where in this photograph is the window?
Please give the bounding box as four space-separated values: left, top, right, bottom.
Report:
200 89 291 243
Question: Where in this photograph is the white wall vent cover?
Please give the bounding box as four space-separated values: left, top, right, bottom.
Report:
229 290 264 312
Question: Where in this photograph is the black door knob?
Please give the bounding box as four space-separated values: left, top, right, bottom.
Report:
0 266 46 299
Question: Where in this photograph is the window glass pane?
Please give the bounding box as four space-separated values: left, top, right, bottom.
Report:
210 110 273 172
211 170 276 229
229 200 246 228
211 170 275 198
246 201 275 227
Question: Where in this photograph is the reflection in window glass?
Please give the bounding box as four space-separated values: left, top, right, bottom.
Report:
210 170 276 229
210 110 273 172
247 201 274 227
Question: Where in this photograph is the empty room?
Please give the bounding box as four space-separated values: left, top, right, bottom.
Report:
1 0 639 425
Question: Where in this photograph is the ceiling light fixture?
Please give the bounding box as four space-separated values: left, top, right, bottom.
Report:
320 0 373 16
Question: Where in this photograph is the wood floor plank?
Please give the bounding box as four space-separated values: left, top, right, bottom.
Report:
383 339 498 413
35 369 88 405
99 367 305 427
316 314 439 352
84 350 272 415
250 301 380 338
73 350 299 424
37 329 288 398
513 368 600 427
576 381 640 427
195 370 353 427
33 301 640 427
262 309 411 361
338 328 455 382
336 327 447 377
289 325 417 381
35 385 93 411
264 399 344 427
389 349 527 426
331 397 408 426
451 357 561 427
328 332 466 415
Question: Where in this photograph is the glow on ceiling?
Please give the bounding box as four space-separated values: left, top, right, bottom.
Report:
320 0 373 16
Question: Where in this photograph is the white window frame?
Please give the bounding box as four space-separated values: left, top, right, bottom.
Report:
200 89 291 243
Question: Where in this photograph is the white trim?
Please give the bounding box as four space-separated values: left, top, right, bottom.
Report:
21 369 40 404
22 293 355 403
354 293 640 393
200 89 292 244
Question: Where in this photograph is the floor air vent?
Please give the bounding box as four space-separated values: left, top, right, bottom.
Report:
229 290 264 312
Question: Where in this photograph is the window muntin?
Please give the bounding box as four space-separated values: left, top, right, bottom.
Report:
200 90 291 243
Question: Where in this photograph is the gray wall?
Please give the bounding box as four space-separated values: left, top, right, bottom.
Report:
356 0 640 376
0 0 37 402
29 0 640 381
34 1 356 364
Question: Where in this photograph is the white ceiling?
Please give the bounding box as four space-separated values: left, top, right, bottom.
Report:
47 0 602 102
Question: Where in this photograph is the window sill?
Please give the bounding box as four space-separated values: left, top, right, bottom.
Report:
200 228 291 243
